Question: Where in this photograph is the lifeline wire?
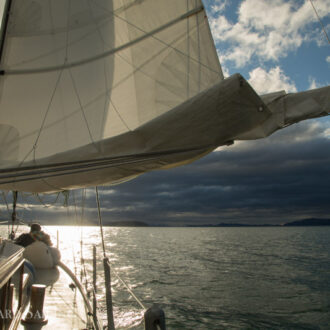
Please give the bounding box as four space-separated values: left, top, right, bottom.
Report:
110 265 146 311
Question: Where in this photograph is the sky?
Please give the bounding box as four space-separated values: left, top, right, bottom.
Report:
1 0 330 226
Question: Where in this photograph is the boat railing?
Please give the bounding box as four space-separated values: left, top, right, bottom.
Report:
0 240 30 330
97 247 166 330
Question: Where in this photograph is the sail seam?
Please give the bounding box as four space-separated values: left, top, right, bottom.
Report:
68 69 99 148
0 145 211 180
1 5 218 76
186 0 190 99
17 69 64 170
85 0 129 139
31 0 72 193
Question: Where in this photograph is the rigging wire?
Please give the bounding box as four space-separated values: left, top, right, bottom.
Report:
95 186 106 258
3 4 220 78
89 1 221 76
111 266 146 311
94 186 146 312
79 189 91 295
35 192 61 208
68 69 101 153
309 0 330 44
85 0 130 136
1 191 10 217
1 191 11 234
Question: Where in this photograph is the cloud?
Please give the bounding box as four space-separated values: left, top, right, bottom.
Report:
210 0 231 14
20 119 328 226
327 56 330 64
308 77 321 90
208 0 330 68
248 66 297 94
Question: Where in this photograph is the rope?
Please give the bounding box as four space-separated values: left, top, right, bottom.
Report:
0 191 11 235
95 186 106 258
95 186 146 325
34 192 61 208
309 0 330 44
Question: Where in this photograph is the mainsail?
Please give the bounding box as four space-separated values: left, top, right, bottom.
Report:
0 0 329 193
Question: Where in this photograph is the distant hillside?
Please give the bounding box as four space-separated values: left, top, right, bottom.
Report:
106 221 149 227
283 218 330 226
187 223 278 227
187 218 330 227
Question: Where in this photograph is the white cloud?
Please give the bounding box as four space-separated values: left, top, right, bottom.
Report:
248 66 297 94
308 77 321 90
210 0 230 14
208 0 330 68
324 128 330 139
327 56 330 64
218 54 230 77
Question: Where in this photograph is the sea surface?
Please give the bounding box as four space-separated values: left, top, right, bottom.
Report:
3 226 330 329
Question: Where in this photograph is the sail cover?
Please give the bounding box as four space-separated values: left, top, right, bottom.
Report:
0 0 223 191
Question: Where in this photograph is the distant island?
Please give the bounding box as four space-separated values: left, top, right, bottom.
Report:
106 221 149 227
106 218 330 227
5 218 329 228
187 218 330 227
283 218 330 226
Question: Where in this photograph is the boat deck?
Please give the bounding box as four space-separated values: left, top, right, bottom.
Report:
18 267 92 330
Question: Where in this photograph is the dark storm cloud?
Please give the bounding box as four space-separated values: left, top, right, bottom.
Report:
9 121 329 226
89 120 330 225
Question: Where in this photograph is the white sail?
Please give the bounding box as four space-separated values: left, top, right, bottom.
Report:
0 0 328 193
0 0 221 160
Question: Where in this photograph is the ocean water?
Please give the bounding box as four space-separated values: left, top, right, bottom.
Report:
3 226 330 329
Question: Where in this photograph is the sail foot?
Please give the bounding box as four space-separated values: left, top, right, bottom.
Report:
0 74 271 193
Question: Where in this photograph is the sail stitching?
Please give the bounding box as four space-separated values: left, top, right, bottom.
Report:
86 0 132 134
2 4 219 76
17 68 64 170
68 68 100 149
196 0 201 92
186 0 190 99
0 147 213 186
0 144 211 173
31 0 72 192
90 1 221 76
86 1 115 140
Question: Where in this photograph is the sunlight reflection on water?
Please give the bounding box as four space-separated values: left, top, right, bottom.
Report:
1 225 330 329
44 226 145 329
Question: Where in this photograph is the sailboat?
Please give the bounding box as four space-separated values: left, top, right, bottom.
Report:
0 0 329 328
